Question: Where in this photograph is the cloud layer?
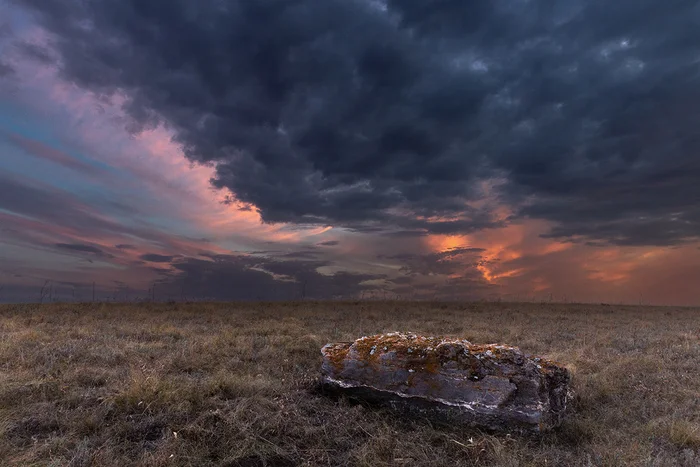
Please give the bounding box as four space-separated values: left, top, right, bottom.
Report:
12 0 700 246
3 1 700 305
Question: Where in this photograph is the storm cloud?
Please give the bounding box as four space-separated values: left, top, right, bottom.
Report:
0 60 13 77
11 0 700 248
54 243 107 255
382 246 486 277
155 254 383 301
140 253 178 263
317 240 340 247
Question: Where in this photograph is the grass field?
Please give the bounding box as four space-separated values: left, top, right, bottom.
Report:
0 301 698 466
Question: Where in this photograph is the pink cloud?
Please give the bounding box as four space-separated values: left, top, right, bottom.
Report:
2 25 329 250
4 131 104 176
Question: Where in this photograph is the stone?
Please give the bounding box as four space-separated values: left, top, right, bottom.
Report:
319 332 572 433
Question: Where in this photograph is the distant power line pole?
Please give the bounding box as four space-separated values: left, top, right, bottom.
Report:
39 280 50 304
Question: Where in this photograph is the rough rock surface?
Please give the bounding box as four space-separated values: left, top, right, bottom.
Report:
320 332 571 433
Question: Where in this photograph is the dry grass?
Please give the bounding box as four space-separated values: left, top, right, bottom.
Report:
0 301 698 466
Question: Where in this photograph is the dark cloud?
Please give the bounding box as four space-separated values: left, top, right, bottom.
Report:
370 246 496 300
140 253 176 263
317 240 339 246
15 0 700 246
380 230 428 238
54 243 105 255
0 20 13 38
381 247 486 277
0 60 14 77
115 244 135 250
233 202 254 212
389 276 413 285
156 254 382 300
279 250 320 259
14 41 55 64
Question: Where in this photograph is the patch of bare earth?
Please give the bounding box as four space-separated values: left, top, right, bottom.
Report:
0 301 698 466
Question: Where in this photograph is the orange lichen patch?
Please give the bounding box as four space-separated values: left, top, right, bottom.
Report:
531 356 569 376
353 333 516 362
321 343 353 373
335 334 501 373
354 333 449 374
355 333 473 372
323 333 570 381
352 333 448 358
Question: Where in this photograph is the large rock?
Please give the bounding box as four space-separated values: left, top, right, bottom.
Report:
320 332 571 433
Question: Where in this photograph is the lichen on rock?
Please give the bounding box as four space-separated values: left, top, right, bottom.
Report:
319 332 572 433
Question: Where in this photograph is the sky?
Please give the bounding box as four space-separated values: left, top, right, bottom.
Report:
1 0 699 305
